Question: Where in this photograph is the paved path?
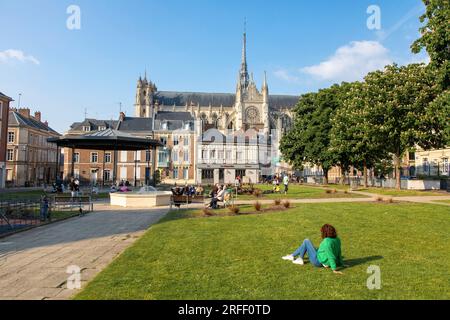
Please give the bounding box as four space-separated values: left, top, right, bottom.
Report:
0 206 168 300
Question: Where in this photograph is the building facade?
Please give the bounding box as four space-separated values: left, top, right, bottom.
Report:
0 92 13 188
6 108 60 187
64 32 299 186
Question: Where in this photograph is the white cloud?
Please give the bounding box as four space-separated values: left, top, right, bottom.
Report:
0 49 40 65
300 41 392 82
273 69 300 83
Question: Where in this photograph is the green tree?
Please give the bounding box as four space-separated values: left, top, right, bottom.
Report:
281 86 341 185
330 82 387 187
411 0 450 89
363 64 445 189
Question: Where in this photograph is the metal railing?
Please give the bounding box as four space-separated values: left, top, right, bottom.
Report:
0 196 93 237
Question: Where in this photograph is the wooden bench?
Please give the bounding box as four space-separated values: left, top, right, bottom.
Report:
170 195 206 209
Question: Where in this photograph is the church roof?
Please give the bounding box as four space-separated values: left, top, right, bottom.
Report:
154 91 299 109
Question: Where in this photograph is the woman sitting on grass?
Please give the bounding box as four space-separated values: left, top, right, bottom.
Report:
282 224 344 275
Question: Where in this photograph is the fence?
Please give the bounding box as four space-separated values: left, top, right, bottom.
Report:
0 196 93 237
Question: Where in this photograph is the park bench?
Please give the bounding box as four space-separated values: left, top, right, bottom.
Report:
52 195 93 212
170 194 206 209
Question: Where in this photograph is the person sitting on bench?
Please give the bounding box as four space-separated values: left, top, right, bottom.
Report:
208 185 225 209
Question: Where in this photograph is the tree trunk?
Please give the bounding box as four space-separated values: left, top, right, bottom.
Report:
394 153 401 190
323 169 329 185
363 160 368 188
340 168 346 185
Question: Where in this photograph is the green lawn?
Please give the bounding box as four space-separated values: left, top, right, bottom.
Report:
75 202 450 300
356 187 447 197
0 190 45 201
433 199 450 204
236 184 364 200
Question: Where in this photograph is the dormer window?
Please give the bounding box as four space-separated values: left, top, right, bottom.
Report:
161 122 168 130
98 126 106 131
83 126 91 132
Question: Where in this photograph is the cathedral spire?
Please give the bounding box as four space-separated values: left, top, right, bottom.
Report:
239 20 249 90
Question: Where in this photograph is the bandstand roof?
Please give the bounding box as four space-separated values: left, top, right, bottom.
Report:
47 129 162 150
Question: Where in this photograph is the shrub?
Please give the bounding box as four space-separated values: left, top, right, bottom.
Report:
228 205 240 215
325 189 332 194
254 201 262 212
332 189 337 194
376 196 383 202
282 200 291 209
202 208 213 216
344 190 349 194
274 199 281 206
385 198 394 203
253 189 263 198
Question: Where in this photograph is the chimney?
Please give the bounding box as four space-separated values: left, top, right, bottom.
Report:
119 112 126 121
34 111 41 122
18 108 31 118
44 121 49 127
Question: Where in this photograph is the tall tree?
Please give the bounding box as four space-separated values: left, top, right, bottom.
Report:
363 64 445 189
330 82 387 187
281 86 341 185
411 0 450 90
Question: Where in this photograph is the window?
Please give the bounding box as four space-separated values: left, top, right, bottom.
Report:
443 158 449 174
6 149 14 161
210 150 216 159
236 151 243 161
160 137 167 147
105 152 111 163
184 150 189 162
73 152 80 163
146 150 151 162
173 168 178 179
120 151 127 162
6 169 13 181
183 168 189 180
173 136 179 146
8 132 15 143
202 169 214 180
226 150 232 160
409 152 415 161
91 152 98 163
83 126 91 132
98 126 106 131
218 150 224 159
184 136 189 146
172 150 179 162
423 158 429 173
201 150 208 160
103 170 111 182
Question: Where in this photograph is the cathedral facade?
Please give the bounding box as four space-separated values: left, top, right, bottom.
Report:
64 32 298 186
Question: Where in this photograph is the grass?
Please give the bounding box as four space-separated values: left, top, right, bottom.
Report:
75 202 450 300
355 187 448 197
0 190 45 201
433 199 450 204
236 184 364 200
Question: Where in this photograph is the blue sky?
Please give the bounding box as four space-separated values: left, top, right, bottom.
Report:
0 0 428 133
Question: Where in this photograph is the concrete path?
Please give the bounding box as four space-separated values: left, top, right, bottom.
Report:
0 206 168 300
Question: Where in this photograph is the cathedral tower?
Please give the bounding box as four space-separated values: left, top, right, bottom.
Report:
134 72 157 118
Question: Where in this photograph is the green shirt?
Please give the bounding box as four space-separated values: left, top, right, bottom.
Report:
317 237 344 271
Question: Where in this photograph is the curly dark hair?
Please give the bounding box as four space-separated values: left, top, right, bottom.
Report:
321 224 337 239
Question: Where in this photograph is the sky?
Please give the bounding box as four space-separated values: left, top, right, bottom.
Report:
0 0 429 133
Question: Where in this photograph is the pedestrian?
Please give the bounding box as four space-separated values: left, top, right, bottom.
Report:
40 195 49 221
283 174 289 194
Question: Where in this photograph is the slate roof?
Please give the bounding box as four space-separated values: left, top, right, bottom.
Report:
70 119 118 131
9 110 59 135
116 117 153 131
0 92 13 101
154 91 299 109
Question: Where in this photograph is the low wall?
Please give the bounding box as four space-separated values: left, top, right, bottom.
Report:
110 192 172 208
406 180 441 190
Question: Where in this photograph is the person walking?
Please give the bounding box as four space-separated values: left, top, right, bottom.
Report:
283 174 289 195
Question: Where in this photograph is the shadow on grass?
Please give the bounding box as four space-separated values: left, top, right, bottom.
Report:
343 255 384 269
